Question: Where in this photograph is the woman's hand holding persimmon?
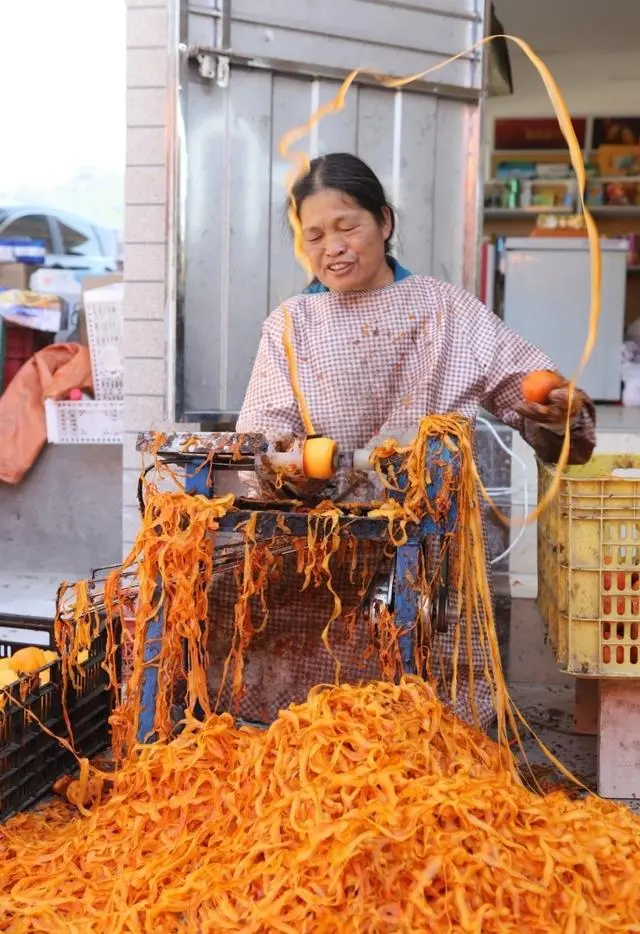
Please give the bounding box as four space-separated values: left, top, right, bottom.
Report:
516 370 587 434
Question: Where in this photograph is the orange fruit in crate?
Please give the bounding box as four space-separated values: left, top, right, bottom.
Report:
0 669 16 687
39 650 59 686
8 646 46 674
521 370 564 404
0 669 17 709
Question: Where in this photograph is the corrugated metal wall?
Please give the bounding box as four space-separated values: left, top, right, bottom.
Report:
177 0 486 419
189 0 482 86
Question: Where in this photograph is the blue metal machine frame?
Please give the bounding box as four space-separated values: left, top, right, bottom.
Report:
135 433 460 742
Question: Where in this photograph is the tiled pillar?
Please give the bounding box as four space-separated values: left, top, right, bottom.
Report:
123 0 196 557
598 681 640 799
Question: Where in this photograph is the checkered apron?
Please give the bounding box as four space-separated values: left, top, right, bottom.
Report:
207 275 591 729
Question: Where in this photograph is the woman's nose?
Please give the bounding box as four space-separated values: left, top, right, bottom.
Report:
325 235 346 257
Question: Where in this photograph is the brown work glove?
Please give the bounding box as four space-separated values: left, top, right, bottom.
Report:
516 382 587 434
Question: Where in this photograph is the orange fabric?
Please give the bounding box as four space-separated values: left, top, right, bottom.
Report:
0 342 93 484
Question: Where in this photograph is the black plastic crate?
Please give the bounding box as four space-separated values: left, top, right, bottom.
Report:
0 617 117 822
0 615 55 657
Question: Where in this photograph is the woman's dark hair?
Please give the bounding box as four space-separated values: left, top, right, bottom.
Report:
290 152 396 252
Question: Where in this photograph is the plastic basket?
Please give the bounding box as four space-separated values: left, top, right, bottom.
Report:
537 455 640 677
0 618 115 822
84 283 123 401
45 398 123 444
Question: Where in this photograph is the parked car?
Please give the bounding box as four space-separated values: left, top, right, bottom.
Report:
0 206 122 274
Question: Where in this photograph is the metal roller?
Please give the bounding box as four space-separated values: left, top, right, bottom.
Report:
136 429 417 483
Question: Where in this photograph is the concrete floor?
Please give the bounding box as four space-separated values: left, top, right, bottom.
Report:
0 445 123 587
509 681 597 789
506 598 640 809
506 598 589 778
508 681 640 812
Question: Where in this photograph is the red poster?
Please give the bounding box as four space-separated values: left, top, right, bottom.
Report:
494 118 587 151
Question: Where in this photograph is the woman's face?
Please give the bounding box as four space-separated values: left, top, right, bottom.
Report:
298 188 393 291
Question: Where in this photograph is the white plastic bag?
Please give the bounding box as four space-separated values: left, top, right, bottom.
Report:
621 360 640 406
628 317 640 347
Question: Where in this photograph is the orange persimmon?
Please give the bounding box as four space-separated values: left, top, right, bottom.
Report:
521 370 565 405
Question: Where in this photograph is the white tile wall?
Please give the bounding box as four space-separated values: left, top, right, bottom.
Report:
125 166 166 205
124 281 166 319
123 0 198 557
123 318 165 358
123 358 166 396
125 205 166 243
127 7 167 48
122 504 143 556
124 244 167 282
123 434 148 471
127 48 168 88
126 128 166 167
124 394 165 432
126 90 167 129
123 469 143 510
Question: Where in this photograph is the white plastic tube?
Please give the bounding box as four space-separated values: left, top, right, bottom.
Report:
476 416 528 566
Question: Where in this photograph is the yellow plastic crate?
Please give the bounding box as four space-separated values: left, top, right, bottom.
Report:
537 454 640 677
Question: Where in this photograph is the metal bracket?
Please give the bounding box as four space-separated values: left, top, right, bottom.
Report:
363 567 395 627
195 51 230 88
419 540 450 634
216 54 230 88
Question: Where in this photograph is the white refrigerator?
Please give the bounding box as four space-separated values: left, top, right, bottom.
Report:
502 237 627 402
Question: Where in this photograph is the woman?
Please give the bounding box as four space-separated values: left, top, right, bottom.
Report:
216 153 595 730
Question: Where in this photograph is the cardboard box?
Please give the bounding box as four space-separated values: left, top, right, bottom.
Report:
0 263 40 291
81 273 123 296
29 268 83 340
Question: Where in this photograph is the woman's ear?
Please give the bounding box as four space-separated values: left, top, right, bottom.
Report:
381 205 393 243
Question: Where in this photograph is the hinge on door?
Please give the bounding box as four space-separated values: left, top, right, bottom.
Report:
195 51 230 88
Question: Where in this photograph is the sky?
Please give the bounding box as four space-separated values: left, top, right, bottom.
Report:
0 1 125 222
